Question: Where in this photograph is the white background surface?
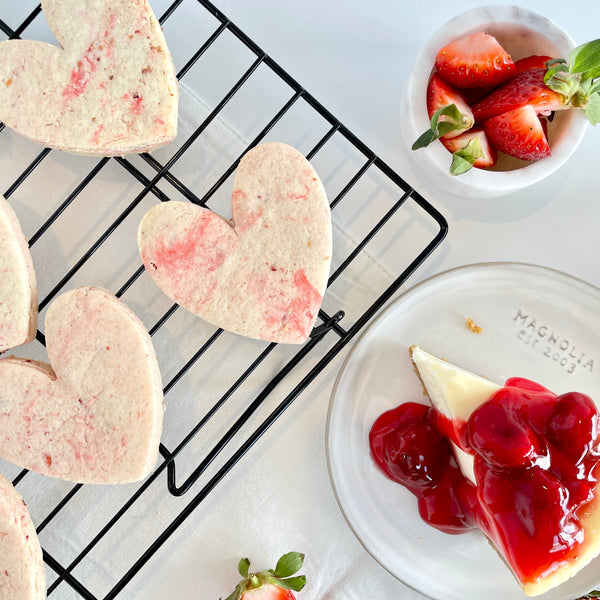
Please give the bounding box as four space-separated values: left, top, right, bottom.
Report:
163 1 599 599
211 0 600 290
198 2 600 599
2 1 600 599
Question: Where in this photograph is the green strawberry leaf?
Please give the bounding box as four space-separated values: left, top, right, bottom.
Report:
585 91 600 125
275 575 307 592
274 552 305 578
590 80 600 95
412 104 472 150
449 137 483 176
238 558 250 578
546 57 567 69
221 582 244 600
449 154 475 176
544 63 568 84
569 39 600 80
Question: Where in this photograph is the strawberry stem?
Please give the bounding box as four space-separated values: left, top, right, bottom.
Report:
220 552 306 600
545 39 600 124
449 137 483 175
412 103 473 150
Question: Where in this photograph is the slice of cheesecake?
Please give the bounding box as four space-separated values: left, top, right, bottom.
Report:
410 345 600 597
410 345 501 484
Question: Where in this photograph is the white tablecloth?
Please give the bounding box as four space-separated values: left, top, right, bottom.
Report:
1 1 600 599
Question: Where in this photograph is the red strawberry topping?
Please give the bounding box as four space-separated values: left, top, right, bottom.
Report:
472 68 565 122
435 32 516 89
483 104 551 161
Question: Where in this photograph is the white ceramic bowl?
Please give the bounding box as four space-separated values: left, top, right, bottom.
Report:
403 5 589 198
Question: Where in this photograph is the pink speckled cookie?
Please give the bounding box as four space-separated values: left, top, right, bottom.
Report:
0 287 164 484
0 197 37 353
0 0 178 155
0 474 45 600
138 142 332 344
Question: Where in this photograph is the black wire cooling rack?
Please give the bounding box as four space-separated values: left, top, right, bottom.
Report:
0 0 448 598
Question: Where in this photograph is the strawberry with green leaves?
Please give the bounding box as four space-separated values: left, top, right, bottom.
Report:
544 39 600 124
412 33 600 173
441 128 498 174
220 552 306 600
472 68 564 122
473 39 600 124
412 72 474 150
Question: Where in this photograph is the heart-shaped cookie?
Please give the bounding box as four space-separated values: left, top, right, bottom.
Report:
0 0 178 155
0 474 45 600
0 196 37 353
0 287 164 484
137 142 332 344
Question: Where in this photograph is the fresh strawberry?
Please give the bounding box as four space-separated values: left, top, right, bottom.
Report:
483 104 551 161
435 32 516 89
220 552 306 600
441 128 498 174
412 73 474 150
427 72 474 137
474 39 600 124
515 54 552 73
472 68 564 121
461 85 497 106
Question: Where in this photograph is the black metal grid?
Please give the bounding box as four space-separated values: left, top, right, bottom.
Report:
0 1 448 598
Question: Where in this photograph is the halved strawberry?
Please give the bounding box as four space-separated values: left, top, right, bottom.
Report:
514 55 553 73
435 32 516 89
472 68 564 122
221 552 306 600
427 72 474 137
441 128 498 174
483 104 551 161
412 73 474 150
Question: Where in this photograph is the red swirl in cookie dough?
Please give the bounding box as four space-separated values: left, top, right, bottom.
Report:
0 475 45 600
0 197 37 353
0 286 164 484
0 0 178 156
138 142 332 344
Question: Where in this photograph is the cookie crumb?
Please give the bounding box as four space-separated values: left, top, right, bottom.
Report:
466 317 482 334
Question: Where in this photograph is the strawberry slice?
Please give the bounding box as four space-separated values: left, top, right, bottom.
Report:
435 32 516 89
483 104 551 161
221 552 306 600
426 72 474 139
472 68 565 122
412 73 474 149
441 128 498 174
515 55 553 73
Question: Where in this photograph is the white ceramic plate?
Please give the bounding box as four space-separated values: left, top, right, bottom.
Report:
326 263 600 600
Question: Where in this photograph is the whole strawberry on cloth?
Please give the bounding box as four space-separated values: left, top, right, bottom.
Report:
412 33 600 175
220 552 306 600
